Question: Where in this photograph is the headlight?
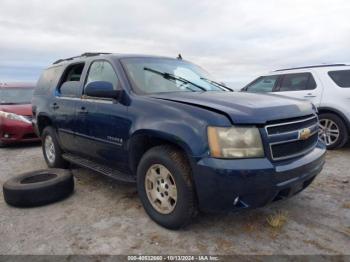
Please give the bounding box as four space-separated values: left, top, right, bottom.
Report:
208 126 264 158
0 111 31 124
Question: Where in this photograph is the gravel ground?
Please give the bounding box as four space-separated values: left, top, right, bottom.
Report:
0 143 349 255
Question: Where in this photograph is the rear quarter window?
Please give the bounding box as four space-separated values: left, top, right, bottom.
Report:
34 66 63 95
328 70 350 88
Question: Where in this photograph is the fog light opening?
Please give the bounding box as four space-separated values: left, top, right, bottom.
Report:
4 133 10 138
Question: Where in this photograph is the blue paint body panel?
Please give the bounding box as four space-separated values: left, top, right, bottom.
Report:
32 54 326 212
192 144 325 211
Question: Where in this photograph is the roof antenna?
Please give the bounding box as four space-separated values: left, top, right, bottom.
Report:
177 54 182 60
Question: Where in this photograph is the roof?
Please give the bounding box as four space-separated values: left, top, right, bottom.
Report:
52 52 184 65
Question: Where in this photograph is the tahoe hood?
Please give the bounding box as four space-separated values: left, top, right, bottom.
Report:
151 92 315 124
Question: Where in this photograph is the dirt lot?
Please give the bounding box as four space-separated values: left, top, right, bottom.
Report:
0 143 349 255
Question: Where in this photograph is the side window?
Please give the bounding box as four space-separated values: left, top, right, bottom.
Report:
279 73 315 92
85 61 119 90
58 63 85 97
328 70 350 88
35 66 63 95
246 75 279 93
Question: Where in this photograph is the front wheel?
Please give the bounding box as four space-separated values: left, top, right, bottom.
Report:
318 113 348 150
137 145 198 229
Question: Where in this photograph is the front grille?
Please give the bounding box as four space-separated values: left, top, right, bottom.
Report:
271 133 318 159
266 115 318 135
23 133 38 139
265 114 319 161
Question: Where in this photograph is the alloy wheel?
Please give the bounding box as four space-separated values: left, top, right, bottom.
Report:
145 164 177 214
319 119 340 146
44 135 56 164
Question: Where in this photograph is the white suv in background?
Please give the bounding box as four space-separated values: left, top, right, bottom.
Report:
242 64 350 149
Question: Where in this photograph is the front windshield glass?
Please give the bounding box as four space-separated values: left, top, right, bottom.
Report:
0 88 34 104
121 57 228 94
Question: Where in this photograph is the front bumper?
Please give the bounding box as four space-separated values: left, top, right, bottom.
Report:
191 143 326 212
0 121 40 144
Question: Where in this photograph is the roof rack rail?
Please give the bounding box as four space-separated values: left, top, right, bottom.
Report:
52 52 112 64
275 64 347 72
80 52 111 57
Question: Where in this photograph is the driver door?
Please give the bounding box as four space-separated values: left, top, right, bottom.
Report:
74 60 131 173
243 75 281 93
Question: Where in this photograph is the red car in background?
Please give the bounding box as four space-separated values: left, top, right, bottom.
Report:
0 82 40 147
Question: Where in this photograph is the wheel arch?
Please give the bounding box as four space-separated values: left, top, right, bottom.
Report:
127 130 194 176
37 113 54 136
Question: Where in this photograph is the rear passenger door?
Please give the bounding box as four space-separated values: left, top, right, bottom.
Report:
53 62 85 153
74 60 131 173
274 72 322 105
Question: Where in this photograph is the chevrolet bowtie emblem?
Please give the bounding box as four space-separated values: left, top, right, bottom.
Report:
299 128 311 140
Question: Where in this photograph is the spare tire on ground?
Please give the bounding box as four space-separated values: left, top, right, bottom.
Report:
3 169 74 207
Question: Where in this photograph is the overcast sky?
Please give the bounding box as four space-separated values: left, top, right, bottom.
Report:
0 0 350 88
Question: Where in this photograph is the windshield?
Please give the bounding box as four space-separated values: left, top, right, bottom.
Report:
0 88 34 104
121 57 229 94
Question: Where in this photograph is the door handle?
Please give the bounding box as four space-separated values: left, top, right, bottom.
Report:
51 103 59 110
304 93 316 98
77 107 88 114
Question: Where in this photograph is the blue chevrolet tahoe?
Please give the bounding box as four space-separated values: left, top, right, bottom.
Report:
32 53 326 229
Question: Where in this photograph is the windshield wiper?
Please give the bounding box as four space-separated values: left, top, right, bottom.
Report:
144 67 207 92
200 77 233 92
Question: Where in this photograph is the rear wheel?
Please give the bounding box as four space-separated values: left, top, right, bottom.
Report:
319 113 348 149
137 145 198 229
42 127 68 168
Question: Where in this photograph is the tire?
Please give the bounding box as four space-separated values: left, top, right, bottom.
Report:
3 169 74 207
137 145 198 229
42 126 68 168
319 113 348 150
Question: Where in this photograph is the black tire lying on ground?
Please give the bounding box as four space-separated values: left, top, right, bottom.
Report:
3 169 74 207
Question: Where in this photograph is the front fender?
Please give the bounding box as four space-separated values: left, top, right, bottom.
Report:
127 96 232 157
130 122 207 157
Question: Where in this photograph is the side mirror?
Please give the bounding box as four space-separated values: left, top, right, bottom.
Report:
85 81 122 100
